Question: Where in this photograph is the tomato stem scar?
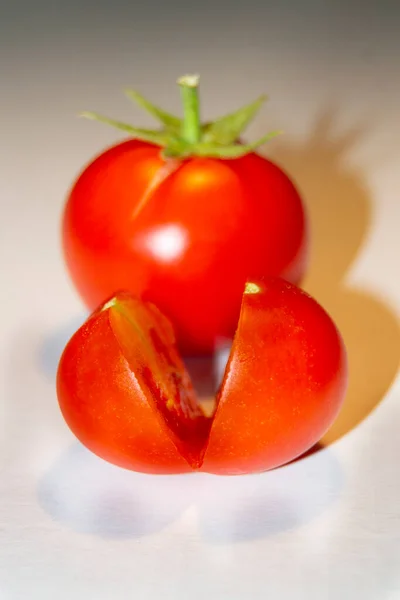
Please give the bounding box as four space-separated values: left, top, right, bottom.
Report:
245 282 262 295
101 297 118 311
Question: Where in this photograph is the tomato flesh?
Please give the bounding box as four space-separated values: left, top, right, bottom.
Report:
107 295 210 467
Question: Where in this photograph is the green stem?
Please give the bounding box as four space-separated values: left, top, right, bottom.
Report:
177 74 201 145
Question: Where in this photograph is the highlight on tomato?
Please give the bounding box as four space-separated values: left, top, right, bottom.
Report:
62 74 308 355
56 278 347 475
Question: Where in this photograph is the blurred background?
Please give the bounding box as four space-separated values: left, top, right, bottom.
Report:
1 1 400 599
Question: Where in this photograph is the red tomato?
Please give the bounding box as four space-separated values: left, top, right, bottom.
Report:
56 278 347 475
62 140 308 355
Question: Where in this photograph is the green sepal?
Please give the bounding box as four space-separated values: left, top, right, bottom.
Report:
80 111 171 146
192 130 283 159
202 94 268 145
124 89 182 133
161 137 193 159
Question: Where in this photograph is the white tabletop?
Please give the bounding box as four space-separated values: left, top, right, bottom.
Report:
2 1 400 598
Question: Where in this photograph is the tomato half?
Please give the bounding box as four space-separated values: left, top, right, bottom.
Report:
62 140 308 355
56 278 347 475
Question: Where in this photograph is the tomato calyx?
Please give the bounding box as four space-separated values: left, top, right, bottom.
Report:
80 73 282 160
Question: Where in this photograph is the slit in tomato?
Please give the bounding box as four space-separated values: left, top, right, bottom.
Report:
58 278 347 475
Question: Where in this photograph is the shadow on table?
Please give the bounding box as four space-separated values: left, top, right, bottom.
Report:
267 106 400 446
38 313 88 380
37 439 343 543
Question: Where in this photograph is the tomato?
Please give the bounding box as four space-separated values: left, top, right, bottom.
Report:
56 278 347 475
62 75 308 355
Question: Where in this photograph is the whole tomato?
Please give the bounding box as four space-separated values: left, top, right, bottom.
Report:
57 278 347 475
62 75 308 355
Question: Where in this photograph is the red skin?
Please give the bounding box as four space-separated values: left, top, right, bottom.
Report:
62 140 308 355
57 278 347 475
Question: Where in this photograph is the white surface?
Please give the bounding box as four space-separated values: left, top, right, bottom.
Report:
2 1 400 598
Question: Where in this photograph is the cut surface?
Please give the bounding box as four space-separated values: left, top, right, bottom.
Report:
107 292 211 468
